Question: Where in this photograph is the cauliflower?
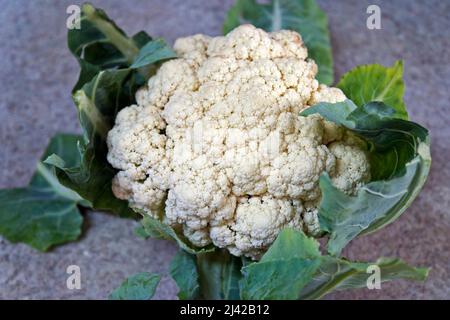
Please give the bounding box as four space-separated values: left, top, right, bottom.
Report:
107 25 370 259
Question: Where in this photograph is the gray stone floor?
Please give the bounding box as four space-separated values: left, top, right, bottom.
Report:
0 0 449 299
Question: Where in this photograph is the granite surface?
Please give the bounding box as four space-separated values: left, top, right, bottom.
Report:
0 0 449 300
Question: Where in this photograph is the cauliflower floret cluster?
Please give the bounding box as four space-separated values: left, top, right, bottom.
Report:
107 25 370 259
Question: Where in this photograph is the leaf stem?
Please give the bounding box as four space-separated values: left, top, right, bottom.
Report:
83 4 140 64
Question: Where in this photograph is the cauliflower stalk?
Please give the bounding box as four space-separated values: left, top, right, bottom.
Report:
107 25 370 259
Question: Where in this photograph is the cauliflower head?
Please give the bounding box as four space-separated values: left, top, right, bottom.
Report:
107 25 370 259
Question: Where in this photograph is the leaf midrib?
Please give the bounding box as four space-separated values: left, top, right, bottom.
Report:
82 6 139 64
35 162 83 202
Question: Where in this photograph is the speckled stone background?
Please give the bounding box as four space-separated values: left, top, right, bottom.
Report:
0 0 449 300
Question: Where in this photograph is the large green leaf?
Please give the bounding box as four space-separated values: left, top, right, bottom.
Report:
1 4 176 250
302 101 431 255
0 134 84 251
299 256 429 299
45 70 137 218
68 3 152 92
197 250 242 300
139 216 214 255
46 4 176 219
69 4 140 66
224 0 333 85
68 4 175 92
337 61 408 119
303 100 428 180
169 251 200 300
238 229 427 300
318 158 424 256
240 228 322 300
109 272 161 300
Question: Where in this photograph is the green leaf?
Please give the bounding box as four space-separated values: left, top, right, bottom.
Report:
197 250 242 300
301 99 358 127
69 4 140 65
131 38 177 69
46 4 176 219
319 158 421 256
302 101 431 255
68 3 147 92
72 60 101 94
304 100 429 180
109 272 161 300
221 253 243 300
337 61 408 119
45 151 134 218
44 70 137 218
133 225 149 239
299 256 429 299
68 4 175 92
0 4 168 250
236 229 427 300
139 216 214 255
0 134 84 251
240 228 322 300
75 69 133 139
48 32 174 218
224 0 333 84
169 251 200 300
